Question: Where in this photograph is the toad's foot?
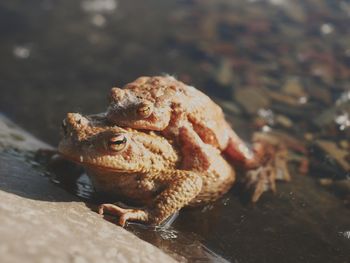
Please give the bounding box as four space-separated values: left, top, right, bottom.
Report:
244 145 290 202
98 204 148 227
244 166 277 202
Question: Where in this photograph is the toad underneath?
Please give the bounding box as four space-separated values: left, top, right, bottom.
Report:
59 113 236 226
107 76 290 202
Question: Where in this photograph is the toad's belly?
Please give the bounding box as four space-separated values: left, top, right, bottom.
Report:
86 168 161 205
189 159 236 206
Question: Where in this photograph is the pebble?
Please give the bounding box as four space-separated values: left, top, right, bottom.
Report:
315 140 350 172
234 88 270 115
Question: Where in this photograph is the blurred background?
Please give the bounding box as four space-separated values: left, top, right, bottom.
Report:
0 0 349 262
1 0 349 145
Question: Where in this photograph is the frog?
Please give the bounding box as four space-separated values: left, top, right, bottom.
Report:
106 75 290 200
58 112 236 226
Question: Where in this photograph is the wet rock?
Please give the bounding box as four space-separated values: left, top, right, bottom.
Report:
304 133 314 142
274 1 306 23
282 78 306 99
215 59 235 86
264 89 301 106
319 178 350 205
339 140 349 150
318 178 333 186
275 114 293 128
334 112 350 131
215 98 242 116
0 114 52 151
269 103 307 118
332 179 350 198
315 140 350 172
314 101 350 128
310 64 335 85
306 85 332 105
234 88 270 115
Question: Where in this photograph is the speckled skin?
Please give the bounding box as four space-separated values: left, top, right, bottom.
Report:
58 113 235 226
107 76 264 168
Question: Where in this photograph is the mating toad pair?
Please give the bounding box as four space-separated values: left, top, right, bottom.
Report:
58 76 289 226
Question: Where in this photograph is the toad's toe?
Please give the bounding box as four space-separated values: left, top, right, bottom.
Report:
245 166 277 202
98 203 148 227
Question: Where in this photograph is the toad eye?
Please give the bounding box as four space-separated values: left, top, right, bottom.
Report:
137 102 153 118
108 134 127 151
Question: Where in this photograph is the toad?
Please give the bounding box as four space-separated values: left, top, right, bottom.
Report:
106 76 290 200
58 113 235 226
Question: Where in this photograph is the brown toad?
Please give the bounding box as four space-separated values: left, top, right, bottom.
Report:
107 76 252 163
58 113 235 226
106 76 290 200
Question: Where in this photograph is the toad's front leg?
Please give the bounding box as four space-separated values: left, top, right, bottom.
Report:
99 171 202 226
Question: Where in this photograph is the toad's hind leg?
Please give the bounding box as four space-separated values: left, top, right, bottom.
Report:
99 170 202 226
223 130 265 169
178 122 230 171
179 124 235 203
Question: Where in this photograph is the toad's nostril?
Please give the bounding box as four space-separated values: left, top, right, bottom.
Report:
110 87 125 102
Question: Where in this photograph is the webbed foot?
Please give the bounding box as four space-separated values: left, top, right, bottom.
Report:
98 204 148 227
245 165 276 202
244 143 290 202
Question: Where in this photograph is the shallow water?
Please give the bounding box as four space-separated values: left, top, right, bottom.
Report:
1 0 349 262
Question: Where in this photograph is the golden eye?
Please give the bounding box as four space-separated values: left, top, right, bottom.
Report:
108 134 127 151
137 102 153 118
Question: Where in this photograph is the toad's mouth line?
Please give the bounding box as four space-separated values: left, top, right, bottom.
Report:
58 152 140 174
